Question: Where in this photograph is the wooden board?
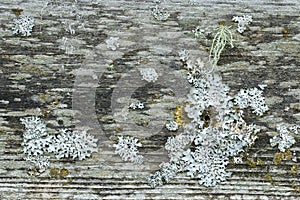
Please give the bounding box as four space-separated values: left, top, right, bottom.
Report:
0 0 300 199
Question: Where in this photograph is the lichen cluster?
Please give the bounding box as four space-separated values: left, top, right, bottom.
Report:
20 117 98 173
147 57 267 187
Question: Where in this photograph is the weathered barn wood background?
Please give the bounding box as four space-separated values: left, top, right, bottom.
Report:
0 0 300 199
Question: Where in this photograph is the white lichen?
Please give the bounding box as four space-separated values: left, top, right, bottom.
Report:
166 121 179 131
25 155 50 173
289 125 300 135
12 15 35 36
113 136 144 164
147 162 179 188
233 157 243 164
192 26 205 38
178 49 190 62
147 56 267 188
23 136 53 156
20 117 98 173
48 129 98 160
20 117 47 140
270 124 296 152
139 68 159 83
151 5 170 21
232 15 252 33
129 101 145 110
234 87 269 116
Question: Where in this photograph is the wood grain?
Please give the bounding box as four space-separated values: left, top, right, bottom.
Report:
0 0 300 199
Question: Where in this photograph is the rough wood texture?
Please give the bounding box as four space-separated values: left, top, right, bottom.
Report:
0 0 300 199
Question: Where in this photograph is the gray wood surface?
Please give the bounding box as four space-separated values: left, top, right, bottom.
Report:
0 0 300 199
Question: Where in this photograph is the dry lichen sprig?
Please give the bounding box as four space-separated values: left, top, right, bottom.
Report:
209 23 234 69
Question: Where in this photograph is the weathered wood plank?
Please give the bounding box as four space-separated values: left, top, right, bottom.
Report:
0 0 300 199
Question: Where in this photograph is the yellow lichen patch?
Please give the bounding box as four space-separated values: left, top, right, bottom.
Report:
23 66 47 76
50 98 59 108
39 93 46 101
50 168 69 180
292 104 300 111
256 158 265 166
173 102 190 127
218 21 226 26
147 100 158 104
67 177 73 183
174 105 183 126
291 181 300 192
246 158 257 168
285 150 292 160
263 173 276 186
174 103 185 126
289 164 298 175
59 168 69 179
273 153 284 165
153 94 161 99
49 168 60 179
115 126 122 132
273 150 291 165
11 8 23 15
282 28 289 34
282 28 289 38
246 157 264 168
41 109 51 117
293 186 300 192
27 167 41 176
